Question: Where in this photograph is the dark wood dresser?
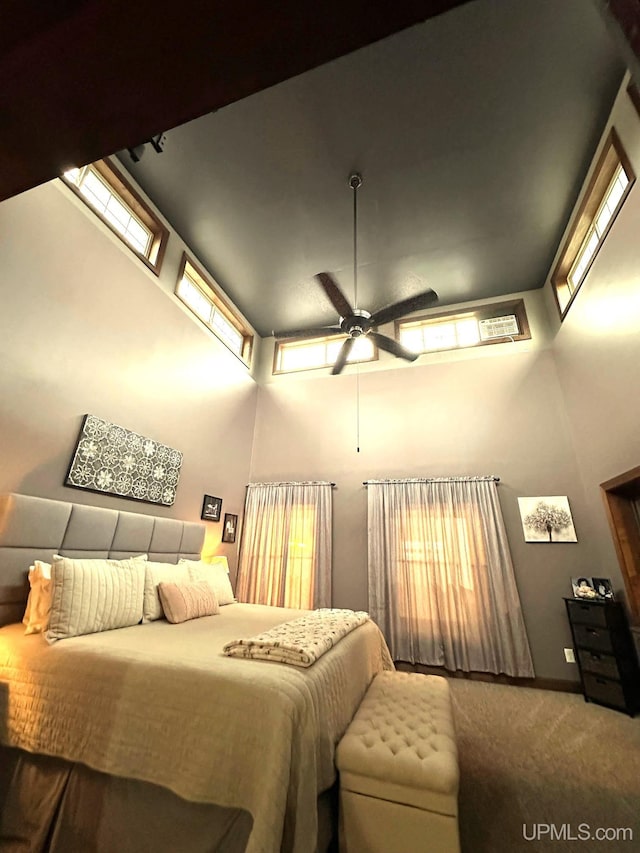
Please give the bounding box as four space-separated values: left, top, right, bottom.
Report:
564 597 640 716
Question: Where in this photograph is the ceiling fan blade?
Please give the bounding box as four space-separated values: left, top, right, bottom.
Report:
369 288 439 327
316 272 354 319
331 337 356 375
370 331 419 362
273 326 342 340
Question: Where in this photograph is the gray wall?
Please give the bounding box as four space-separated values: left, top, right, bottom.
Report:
247 78 640 683
0 180 258 573
251 297 599 681
544 77 640 598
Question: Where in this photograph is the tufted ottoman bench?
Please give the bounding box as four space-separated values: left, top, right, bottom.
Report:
335 670 460 853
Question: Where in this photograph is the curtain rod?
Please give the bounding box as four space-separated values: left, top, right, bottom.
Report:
363 476 500 485
247 481 336 487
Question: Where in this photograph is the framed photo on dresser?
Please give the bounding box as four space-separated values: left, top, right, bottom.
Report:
571 576 614 600
571 577 597 599
591 577 614 600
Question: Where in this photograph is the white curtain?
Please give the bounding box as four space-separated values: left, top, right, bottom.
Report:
367 478 534 677
236 482 332 609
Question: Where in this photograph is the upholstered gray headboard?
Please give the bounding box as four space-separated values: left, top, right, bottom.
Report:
0 493 205 627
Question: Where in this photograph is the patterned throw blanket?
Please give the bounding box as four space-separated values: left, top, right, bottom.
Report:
223 608 370 667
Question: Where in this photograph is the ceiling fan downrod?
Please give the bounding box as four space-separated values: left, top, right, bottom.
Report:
349 173 363 453
350 172 362 310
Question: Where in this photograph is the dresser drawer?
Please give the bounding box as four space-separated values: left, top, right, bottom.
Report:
577 648 620 680
573 623 613 653
566 599 607 627
583 673 626 710
564 597 639 716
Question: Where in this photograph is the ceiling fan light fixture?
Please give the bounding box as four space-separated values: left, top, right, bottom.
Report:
273 171 439 373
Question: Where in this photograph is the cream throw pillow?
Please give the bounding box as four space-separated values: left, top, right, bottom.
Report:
179 558 235 605
46 555 146 643
23 560 53 634
143 561 190 622
157 580 220 624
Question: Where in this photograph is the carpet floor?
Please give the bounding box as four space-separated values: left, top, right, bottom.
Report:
447 679 640 852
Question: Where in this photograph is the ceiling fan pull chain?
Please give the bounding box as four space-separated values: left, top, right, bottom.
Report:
356 363 361 453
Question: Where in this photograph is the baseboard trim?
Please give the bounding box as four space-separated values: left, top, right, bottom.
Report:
394 661 582 694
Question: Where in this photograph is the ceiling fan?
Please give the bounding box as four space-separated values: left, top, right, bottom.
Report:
274 173 439 375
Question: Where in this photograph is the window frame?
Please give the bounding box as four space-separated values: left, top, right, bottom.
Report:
394 298 531 355
175 254 254 366
61 158 169 275
550 128 635 320
272 333 378 375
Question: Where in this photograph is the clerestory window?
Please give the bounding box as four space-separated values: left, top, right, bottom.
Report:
273 334 376 374
396 299 530 355
551 128 634 318
176 255 253 365
62 159 168 273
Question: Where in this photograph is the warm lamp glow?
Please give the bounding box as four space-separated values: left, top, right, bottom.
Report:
200 533 230 573
201 530 219 562
209 556 230 573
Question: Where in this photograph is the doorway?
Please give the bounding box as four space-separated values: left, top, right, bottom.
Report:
601 465 640 620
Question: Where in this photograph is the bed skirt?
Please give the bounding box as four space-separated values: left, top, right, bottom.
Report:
0 746 338 853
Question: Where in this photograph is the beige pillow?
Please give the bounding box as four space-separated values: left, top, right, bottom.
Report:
179 558 235 605
157 580 220 624
143 561 190 622
46 555 146 643
23 560 53 634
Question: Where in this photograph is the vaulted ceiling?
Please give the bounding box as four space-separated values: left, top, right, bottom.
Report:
1 1 630 337
119 0 626 335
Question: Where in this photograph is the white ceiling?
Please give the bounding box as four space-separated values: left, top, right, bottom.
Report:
119 0 625 337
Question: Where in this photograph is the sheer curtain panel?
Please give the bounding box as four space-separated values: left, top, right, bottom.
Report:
236 482 332 609
367 478 534 677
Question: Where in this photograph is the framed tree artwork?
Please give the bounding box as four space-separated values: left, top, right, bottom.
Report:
517 496 577 542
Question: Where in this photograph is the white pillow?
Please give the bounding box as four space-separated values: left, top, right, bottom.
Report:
22 560 53 635
46 555 147 643
179 558 236 605
143 561 190 622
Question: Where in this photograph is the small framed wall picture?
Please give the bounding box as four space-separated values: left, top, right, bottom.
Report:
201 495 222 522
222 513 238 543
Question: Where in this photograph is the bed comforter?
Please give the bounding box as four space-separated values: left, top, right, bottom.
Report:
0 603 394 853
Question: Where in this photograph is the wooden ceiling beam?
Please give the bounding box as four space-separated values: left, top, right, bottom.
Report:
0 0 469 201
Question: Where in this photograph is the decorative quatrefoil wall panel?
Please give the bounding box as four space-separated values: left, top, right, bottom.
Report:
66 414 182 506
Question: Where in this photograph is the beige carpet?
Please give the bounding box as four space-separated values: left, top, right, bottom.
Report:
448 679 640 852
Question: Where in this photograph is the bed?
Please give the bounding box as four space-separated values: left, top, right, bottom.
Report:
0 493 393 852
